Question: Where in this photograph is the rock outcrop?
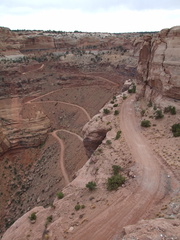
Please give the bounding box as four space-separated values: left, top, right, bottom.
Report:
122 218 180 240
0 99 51 155
83 112 112 157
138 26 180 100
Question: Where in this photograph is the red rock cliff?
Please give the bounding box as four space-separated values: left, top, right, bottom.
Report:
137 26 180 100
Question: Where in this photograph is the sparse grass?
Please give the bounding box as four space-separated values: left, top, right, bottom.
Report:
141 120 151 127
86 181 97 191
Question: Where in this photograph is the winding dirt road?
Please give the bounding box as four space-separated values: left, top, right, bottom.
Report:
51 130 83 186
68 95 168 240
51 131 70 185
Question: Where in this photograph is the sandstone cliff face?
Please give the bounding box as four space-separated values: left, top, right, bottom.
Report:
0 27 21 54
20 35 54 51
137 26 180 100
0 98 51 155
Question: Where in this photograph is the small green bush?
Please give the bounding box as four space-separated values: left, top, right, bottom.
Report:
171 123 180 137
103 108 110 114
141 120 151 127
112 165 122 175
56 192 64 199
155 110 164 119
147 100 152 107
153 105 157 110
114 110 119 115
128 84 136 93
46 215 53 223
113 104 118 107
107 174 125 191
123 95 127 100
106 140 112 145
75 204 81 211
45 215 53 227
164 106 176 115
29 212 37 221
115 130 121 140
86 181 97 191
141 109 145 116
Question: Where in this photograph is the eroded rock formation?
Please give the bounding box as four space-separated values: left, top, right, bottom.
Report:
0 99 51 155
138 26 180 100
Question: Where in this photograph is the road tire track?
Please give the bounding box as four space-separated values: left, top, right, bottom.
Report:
68 95 168 240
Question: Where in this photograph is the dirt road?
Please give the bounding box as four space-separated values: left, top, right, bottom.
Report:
51 131 70 185
51 129 83 186
68 95 168 240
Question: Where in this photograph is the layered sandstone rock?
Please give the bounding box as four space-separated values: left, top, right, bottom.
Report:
83 113 112 157
0 98 51 155
137 26 180 100
20 35 54 51
0 27 21 55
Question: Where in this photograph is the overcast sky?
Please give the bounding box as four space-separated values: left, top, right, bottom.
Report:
0 0 180 32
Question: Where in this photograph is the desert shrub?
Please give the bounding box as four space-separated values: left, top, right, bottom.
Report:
110 100 115 104
56 192 64 199
103 108 110 114
122 95 127 100
114 110 119 115
107 174 125 191
128 84 136 93
29 212 37 221
81 205 85 209
106 140 112 145
164 106 176 115
155 110 164 119
141 120 151 127
113 104 118 107
112 165 122 175
86 181 97 191
75 204 81 211
115 130 121 140
141 109 145 116
113 96 116 100
147 100 152 107
171 123 180 137
45 215 53 227
46 215 53 223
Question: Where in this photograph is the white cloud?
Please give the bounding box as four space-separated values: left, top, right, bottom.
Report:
0 1 180 32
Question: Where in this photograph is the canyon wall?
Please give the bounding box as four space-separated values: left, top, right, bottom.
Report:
137 26 180 100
